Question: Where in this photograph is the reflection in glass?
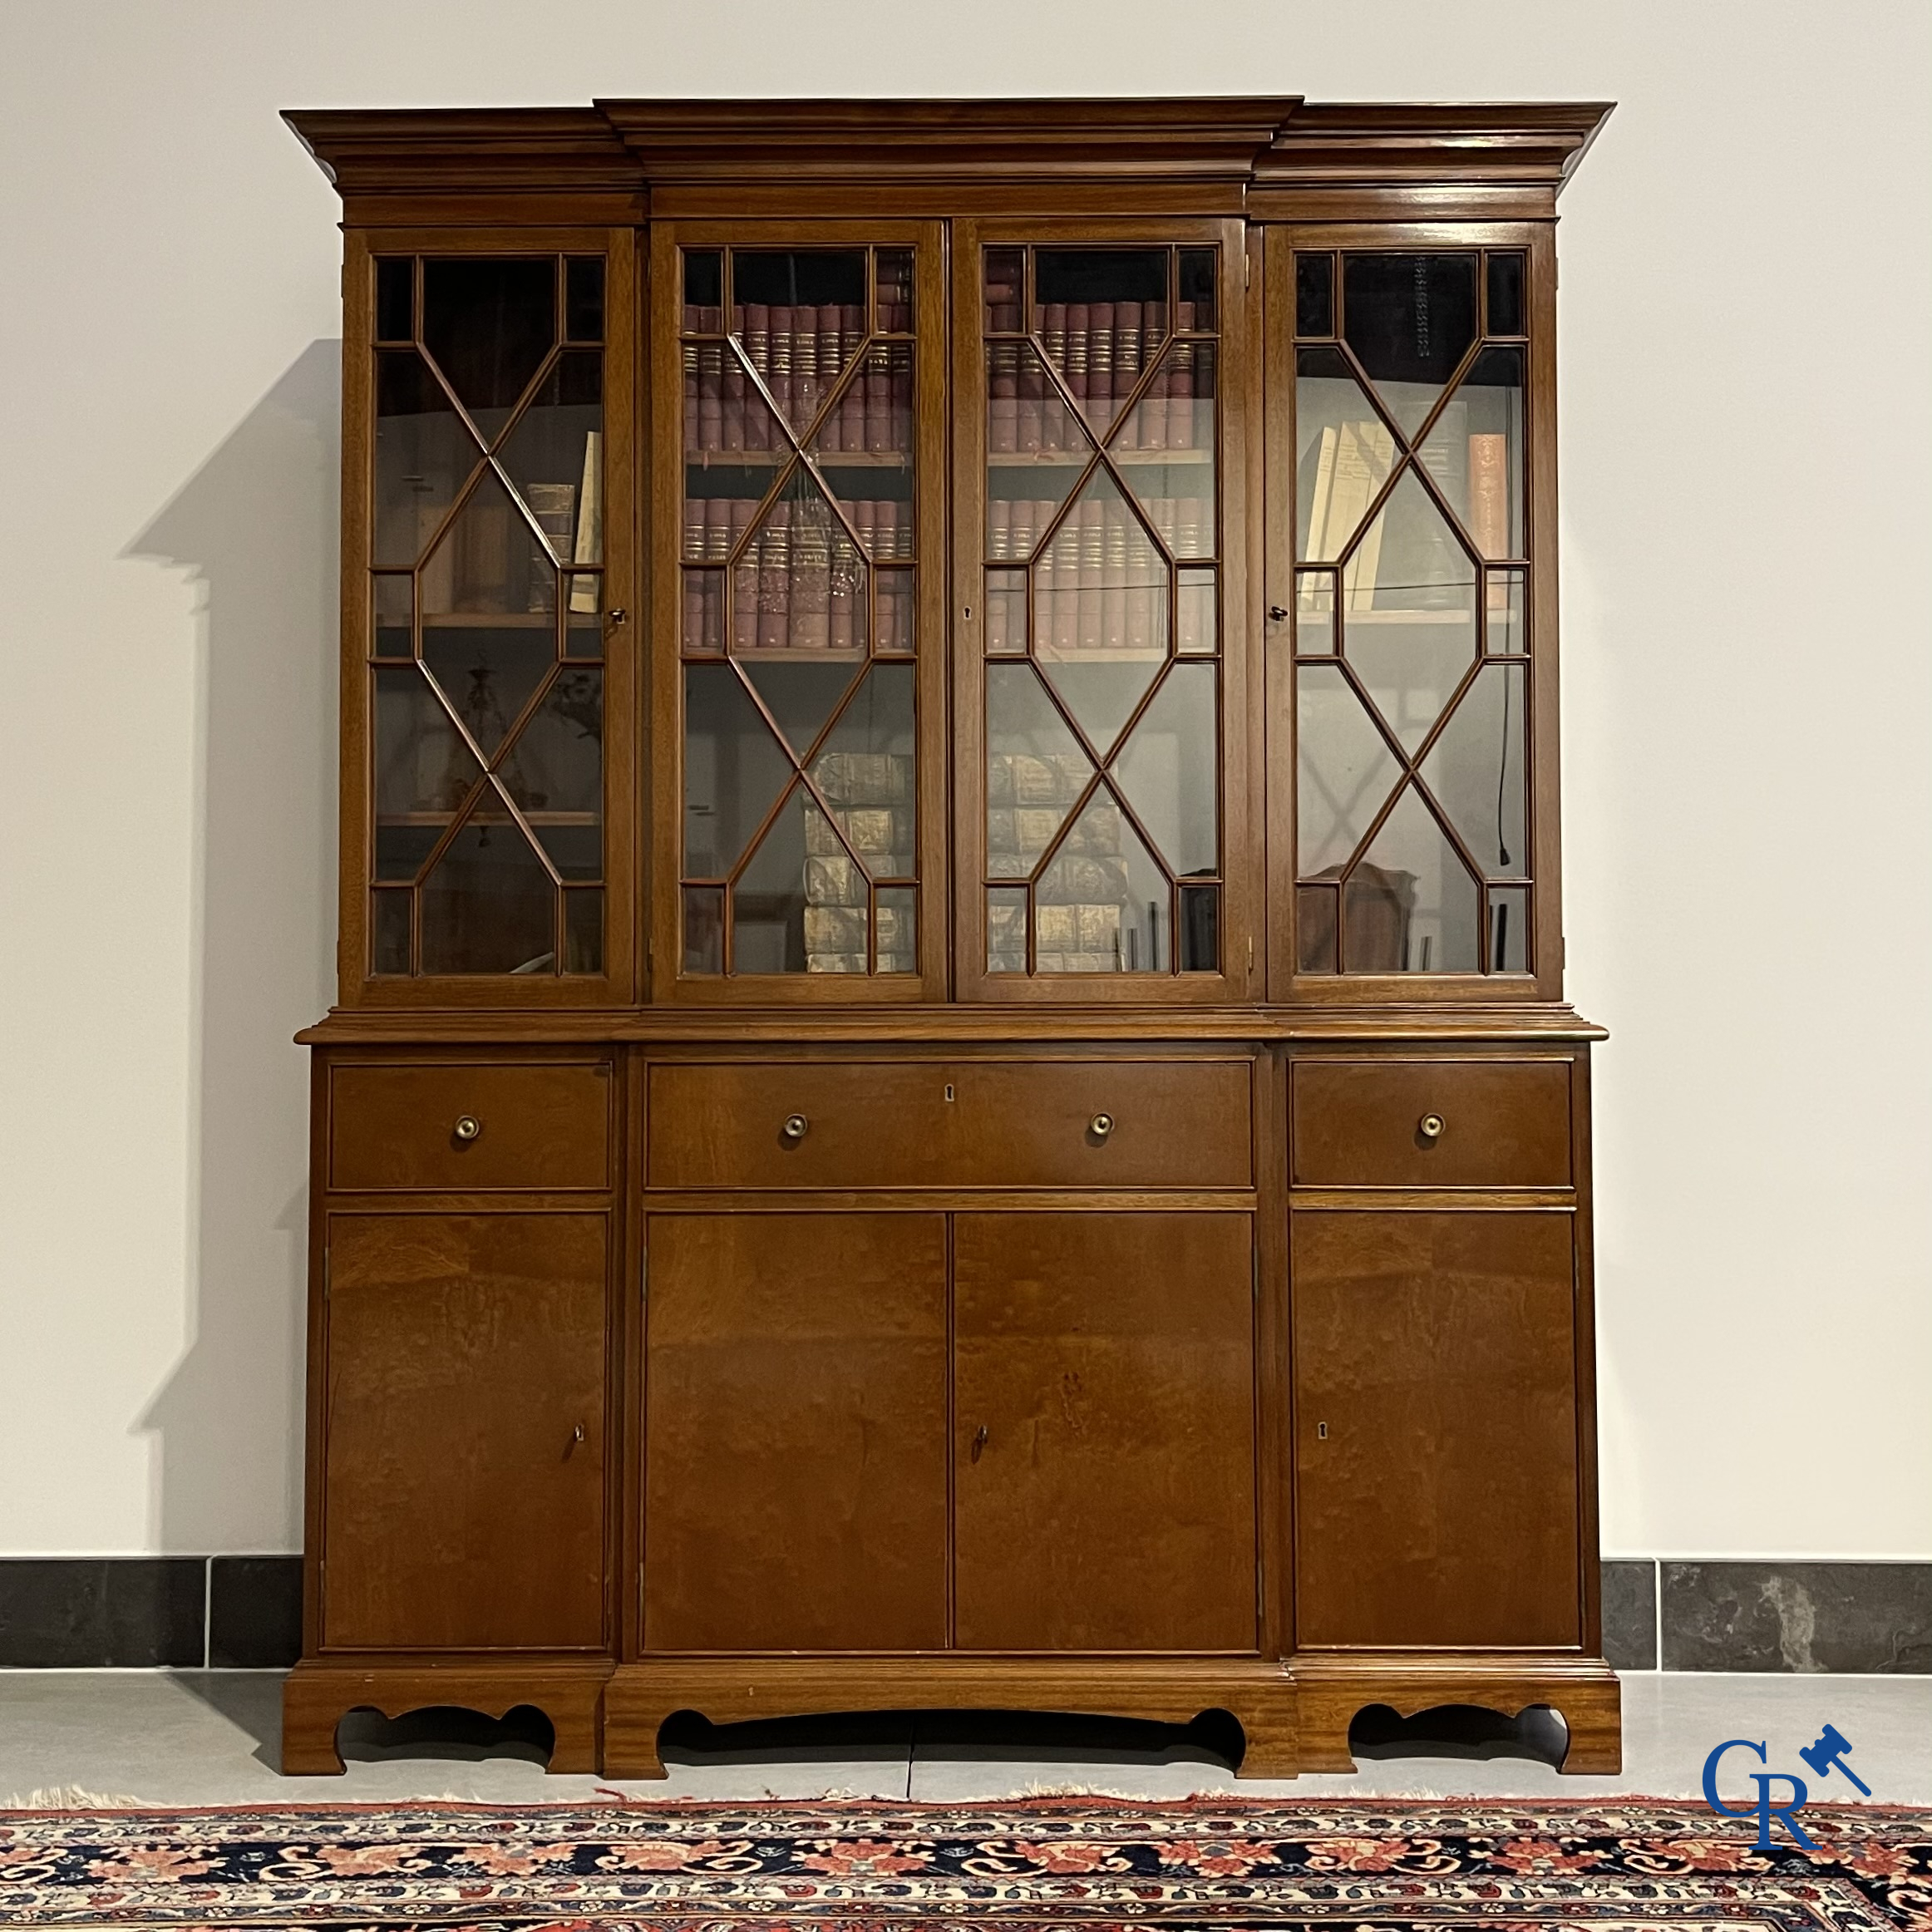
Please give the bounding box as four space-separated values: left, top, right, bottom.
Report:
683 885 723 973
985 568 1028 654
564 257 604 342
565 579 602 655
562 886 602 973
1179 882 1220 972
374 665 476 864
683 663 793 876
683 568 724 653
1036 790 1168 973
376 258 413 343
744 658 858 761
497 352 604 588
1418 345 1524 559
419 804 557 975
1178 249 1216 332
1033 249 1171 438
1341 253 1477 439
1488 568 1527 653
809 663 916 880
1419 662 1526 879
373 350 475 569
986 663 1093 879
1489 883 1529 972
875 249 914 332
420 469 554 622
373 574 412 658
987 338 1082 460
1295 252 1334 338
683 250 722 312
1116 338 1216 463
421 629 551 758
876 886 916 973
1176 567 1217 655
1296 663 1401 875
731 251 868 438
372 888 412 975
984 249 1024 334
875 567 914 655
1486 252 1525 336
422 258 555 440
735 786 813 973
708 465 869 654
1114 663 1217 878
1355 784 1479 973
1294 570 1334 655
1295 347 1396 563
987 885 1028 973
496 669 604 880
1295 884 1337 973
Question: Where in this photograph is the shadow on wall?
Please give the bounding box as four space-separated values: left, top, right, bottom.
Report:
129 340 341 1560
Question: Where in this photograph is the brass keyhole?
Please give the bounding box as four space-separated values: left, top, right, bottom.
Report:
1418 1112 1445 1142
1317 1422 1329 1440
452 1115 481 1144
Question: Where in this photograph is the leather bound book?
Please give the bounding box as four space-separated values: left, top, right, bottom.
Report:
681 494 704 563
816 306 845 449
988 340 1018 454
987 496 1011 564
1064 304 1090 428
697 337 723 453
757 502 791 650
865 346 890 454
1017 339 1042 453
1166 302 1195 448
875 505 899 649
683 566 704 651
1102 500 1128 651
730 500 757 652
840 303 865 446
891 345 913 453
722 310 746 452
683 326 699 454
793 303 820 433
742 304 770 451
1125 511 1152 653
1113 301 1141 450
1088 303 1114 434
1077 500 1104 653
1039 304 1067 450
1140 303 1168 451
792 507 830 650
768 306 794 442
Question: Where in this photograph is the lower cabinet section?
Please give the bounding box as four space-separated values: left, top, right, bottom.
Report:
1291 1210 1583 1649
319 1213 609 1652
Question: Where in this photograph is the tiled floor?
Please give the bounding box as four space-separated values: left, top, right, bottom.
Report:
1 1671 1926 1809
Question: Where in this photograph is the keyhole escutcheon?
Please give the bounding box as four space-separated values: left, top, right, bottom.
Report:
970 1425 988 1463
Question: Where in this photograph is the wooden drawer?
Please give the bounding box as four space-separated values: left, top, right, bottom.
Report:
1290 1057 1571 1190
648 1058 1252 1191
328 1061 613 1192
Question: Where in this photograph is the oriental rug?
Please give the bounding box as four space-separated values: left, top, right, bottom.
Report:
0 1795 1926 1930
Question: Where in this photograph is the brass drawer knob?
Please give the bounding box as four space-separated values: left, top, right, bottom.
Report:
452 1115 482 1144
1418 1112 1445 1141
1089 1112 1115 1141
781 1112 810 1143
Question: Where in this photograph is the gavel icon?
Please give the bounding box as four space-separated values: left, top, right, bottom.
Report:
1798 1723 1870 1796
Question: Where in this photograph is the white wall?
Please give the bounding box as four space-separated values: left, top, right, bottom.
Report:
1 0 1925 1560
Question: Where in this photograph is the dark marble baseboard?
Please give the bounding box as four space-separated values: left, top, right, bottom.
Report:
2 1557 1926 1672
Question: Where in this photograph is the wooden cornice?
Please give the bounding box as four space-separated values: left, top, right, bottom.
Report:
283 98 1614 222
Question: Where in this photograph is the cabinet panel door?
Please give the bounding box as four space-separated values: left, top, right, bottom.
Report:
1293 1210 1580 1648
954 1211 1257 1652
644 1213 948 1651
322 1212 607 1651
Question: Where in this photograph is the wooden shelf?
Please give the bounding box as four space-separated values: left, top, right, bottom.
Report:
685 450 911 469
378 810 600 826
417 612 567 629
988 447 1212 467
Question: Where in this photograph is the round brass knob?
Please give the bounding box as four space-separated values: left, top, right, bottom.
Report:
453 1115 482 1144
781 1113 809 1142
1089 1112 1115 1141
1419 1112 1445 1141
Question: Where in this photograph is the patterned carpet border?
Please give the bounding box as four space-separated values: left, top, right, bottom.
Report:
1 1793 1926 1930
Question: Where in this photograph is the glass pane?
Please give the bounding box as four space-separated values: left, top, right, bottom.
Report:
420 468 553 622
1488 568 1527 653
498 352 603 571
1418 345 1525 559
683 250 722 313
733 248 866 313
875 249 914 333
421 627 552 761
683 663 793 877
1295 253 1334 338
732 252 867 436
419 798 557 975
421 258 556 441
1337 865 1413 973
875 567 914 655
683 884 723 973
1111 337 1214 463
1341 469 1478 754
375 258 413 343
1419 662 1527 880
984 249 1023 333
373 665 476 883
371 888 412 974
1037 788 1168 973
1489 884 1530 972
1296 662 1401 876
1487 252 1525 336
736 467 869 654
986 662 1094 879
1178 882 1219 972
1295 347 1396 563
1353 784 1480 973
706 338 790 455
683 569 724 653
988 338 1083 460
1296 883 1338 973
810 663 916 880
1294 571 1334 655
987 885 1027 973
564 886 602 973
565 577 602 653
876 885 915 973
735 785 811 974
744 658 860 761
985 567 1027 654
498 668 604 881
564 258 604 343
1179 249 1216 332
1033 249 1170 437
373 350 477 569
1177 567 1217 655
1341 253 1477 441
372 574 412 658
1113 662 1216 878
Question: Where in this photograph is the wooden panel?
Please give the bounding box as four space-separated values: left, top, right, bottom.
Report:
329 1061 612 1191
1290 1057 1570 1189
1292 1210 1580 1648
643 1213 948 1651
648 1058 1251 1191
321 1213 607 1650
954 1212 1257 1652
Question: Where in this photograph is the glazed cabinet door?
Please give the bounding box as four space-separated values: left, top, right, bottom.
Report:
954 1212 1258 1651
642 1213 949 1649
954 223 1259 1001
652 226 949 999
1292 1209 1583 1649
1264 226 1559 999
319 1211 609 1651
349 232 638 1005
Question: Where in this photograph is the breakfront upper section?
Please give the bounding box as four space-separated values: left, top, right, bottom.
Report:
288 97 1609 1014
